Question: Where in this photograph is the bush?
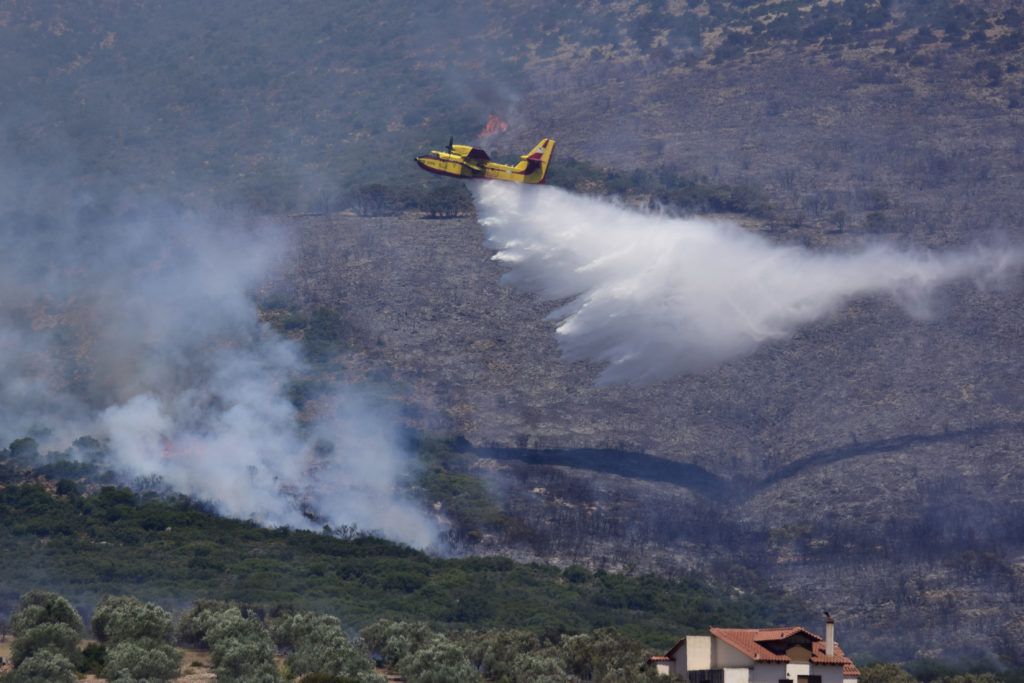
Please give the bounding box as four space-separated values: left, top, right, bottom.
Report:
349 184 399 217
92 595 174 643
303 306 352 362
360 619 435 666
10 622 82 668
210 635 281 683
195 605 282 683
859 662 919 682
562 565 590 584
79 642 107 675
397 636 479 683
419 185 473 218
10 590 83 636
102 639 182 682
8 438 40 465
4 649 78 683
558 628 656 682
176 599 233 646
464 628 544 682
509 651 570 683
270 611 381 681
8 591 83 675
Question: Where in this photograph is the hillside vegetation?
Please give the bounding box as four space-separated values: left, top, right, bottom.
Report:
4 0 1021 216
0 447 803 651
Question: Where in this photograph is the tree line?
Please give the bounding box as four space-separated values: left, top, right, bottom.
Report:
0 442 803 651
1 589 667 682
5 589 1020 683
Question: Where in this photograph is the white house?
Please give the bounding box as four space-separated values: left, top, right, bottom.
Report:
648 619 859 683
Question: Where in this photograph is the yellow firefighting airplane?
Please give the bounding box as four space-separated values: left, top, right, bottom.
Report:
416 137 555 184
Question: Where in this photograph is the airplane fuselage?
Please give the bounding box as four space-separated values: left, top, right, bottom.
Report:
415 139 555 184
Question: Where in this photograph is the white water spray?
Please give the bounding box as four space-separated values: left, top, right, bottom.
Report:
473 182 1019 384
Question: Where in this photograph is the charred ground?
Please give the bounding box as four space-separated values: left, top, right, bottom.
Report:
263 200 1024 664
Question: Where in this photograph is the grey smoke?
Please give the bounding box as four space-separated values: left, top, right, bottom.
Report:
0 184 439 548
473 182 1020 384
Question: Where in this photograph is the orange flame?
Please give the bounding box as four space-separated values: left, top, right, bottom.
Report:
161 437 198 460
479 114 509 138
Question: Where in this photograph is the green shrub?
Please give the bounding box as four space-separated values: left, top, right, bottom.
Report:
79 642 107 674
397 636 479 683
10 590 83 636
102 639 182 682
5 649 78 683
195 606 282 683
10 622 82 668
92 595 174 643
270 611 381 681
360 619 436 666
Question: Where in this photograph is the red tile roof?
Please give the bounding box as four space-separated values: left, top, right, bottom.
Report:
710 627 792 662
660 627 859 677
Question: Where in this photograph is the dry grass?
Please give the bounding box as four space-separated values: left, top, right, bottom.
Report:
0 639 11 676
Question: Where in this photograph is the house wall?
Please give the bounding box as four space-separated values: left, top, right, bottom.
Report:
724 667 753 683
684 636 713 672
786 662 811 679
778 664 847 683
816 666 846 683
787 645 812 662
748 662 786 683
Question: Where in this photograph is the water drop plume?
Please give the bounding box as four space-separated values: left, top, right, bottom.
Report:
473 182 1018 384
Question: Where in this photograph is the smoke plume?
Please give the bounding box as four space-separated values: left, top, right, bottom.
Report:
473 182 1020 384
0 187 439 549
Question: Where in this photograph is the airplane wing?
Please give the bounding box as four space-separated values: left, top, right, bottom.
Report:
451 144 492 162
465 147 491 161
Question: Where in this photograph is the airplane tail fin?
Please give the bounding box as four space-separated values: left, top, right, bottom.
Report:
513 138 556 183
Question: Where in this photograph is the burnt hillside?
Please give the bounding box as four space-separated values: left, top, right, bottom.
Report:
265 194 1023 663
3 0 1024 667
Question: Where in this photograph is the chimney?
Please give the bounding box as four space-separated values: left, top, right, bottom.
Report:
824 613 835 656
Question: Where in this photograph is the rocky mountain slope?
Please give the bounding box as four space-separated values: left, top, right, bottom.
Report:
266 196 1024 663
4 0 1024 666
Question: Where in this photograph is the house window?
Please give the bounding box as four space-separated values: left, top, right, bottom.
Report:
797 676 822 683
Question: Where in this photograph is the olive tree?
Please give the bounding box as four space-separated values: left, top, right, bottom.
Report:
10 622 81 668
359 618 435 666
557 628 658 682
4 649 78 683
397 635 480 683
6 591 83 682
858 662 918 683
270 611 382 682
90 595 180 682
10 590 83 636
103 639 183 683
176 598 233 647
92 595 174 644
508 651 571 683
194 604 281 683
463 628 546 681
